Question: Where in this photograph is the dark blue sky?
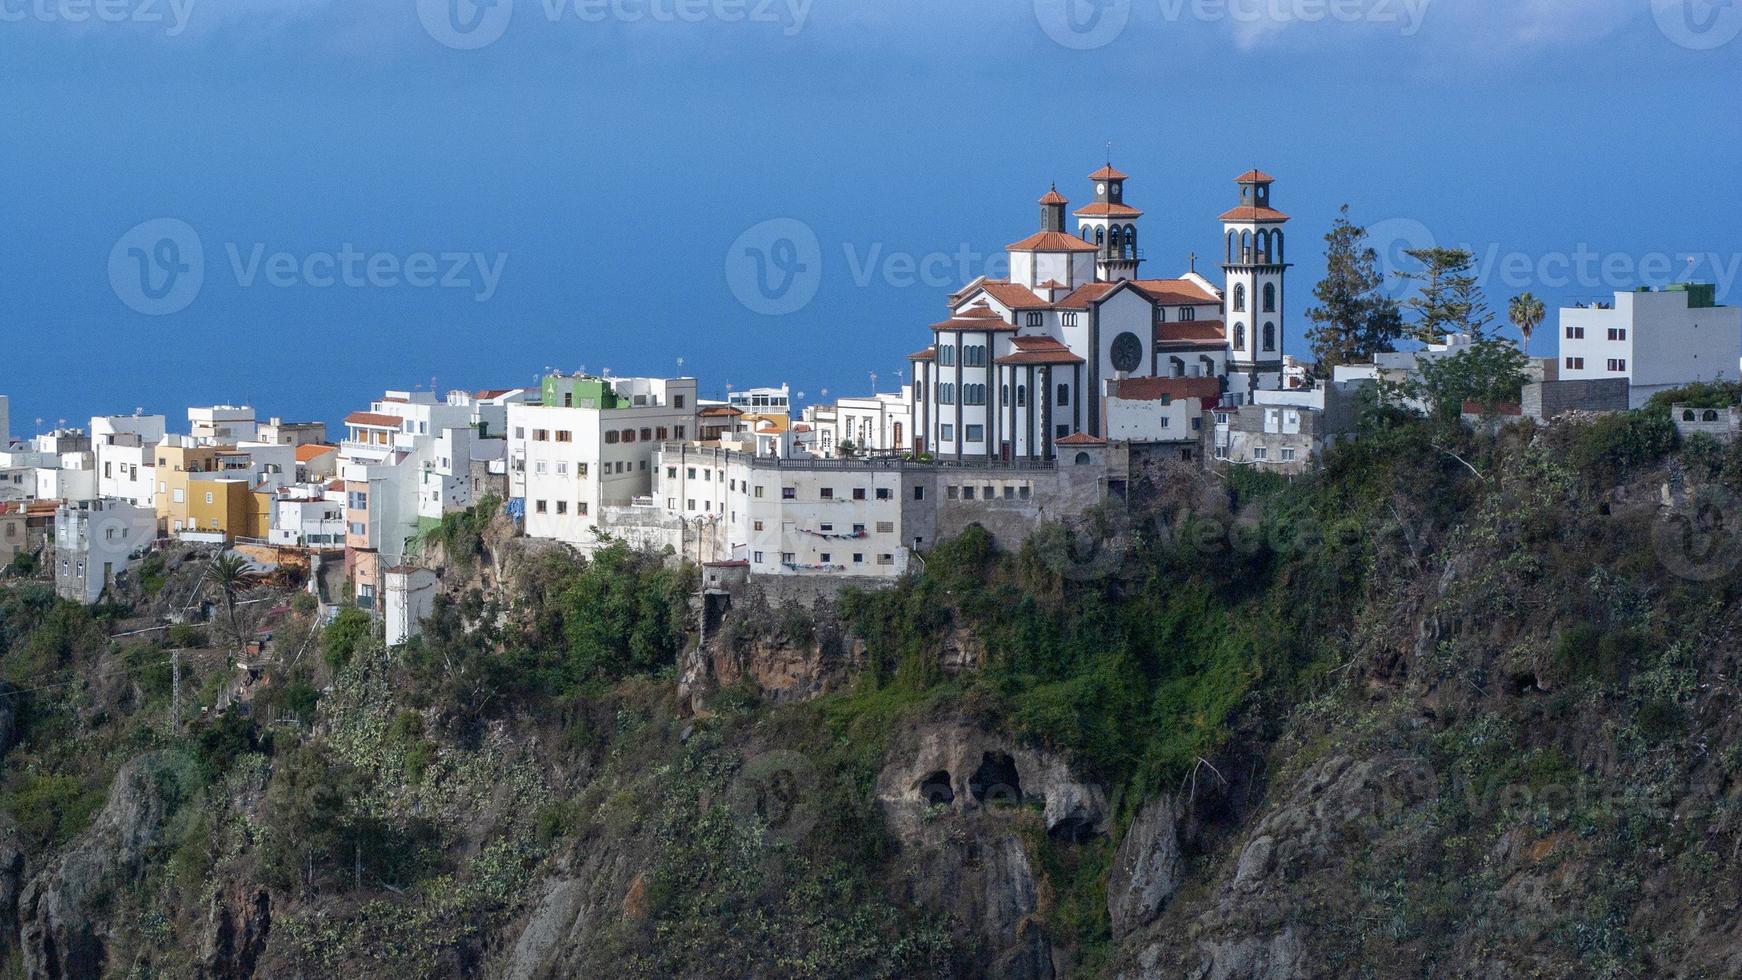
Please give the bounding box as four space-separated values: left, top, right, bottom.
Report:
3 0 1739 436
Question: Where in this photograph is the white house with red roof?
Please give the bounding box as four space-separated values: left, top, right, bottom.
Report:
909 164 1287 462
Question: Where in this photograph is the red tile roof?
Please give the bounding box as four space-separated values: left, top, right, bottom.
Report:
1220 206 1290 223
972 281 1052 311
907 347 937 361
1073 202 1144 219
931 302 1018 332
1038 186 1068 205
345 412 403 428
1057 432 1107 446
1054 282 1119 309
1235 169 1277 183
1006 231 1100 253
1110 377 1223 403
1155 320 1228 345
1133 278 1222 305
996 337 1084 366
699 406 744 417
1090 165 1128 181
294 443 337 462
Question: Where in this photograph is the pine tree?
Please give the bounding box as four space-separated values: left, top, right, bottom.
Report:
1399 247 1493 344
1303 206 1403 377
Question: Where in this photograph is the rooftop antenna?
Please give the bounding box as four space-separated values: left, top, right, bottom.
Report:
676 356 685 376
869 371 878 393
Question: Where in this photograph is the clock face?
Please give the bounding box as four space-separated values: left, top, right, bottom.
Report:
1096 183 1107 196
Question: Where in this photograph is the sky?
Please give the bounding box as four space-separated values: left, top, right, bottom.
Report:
2 0 1740 437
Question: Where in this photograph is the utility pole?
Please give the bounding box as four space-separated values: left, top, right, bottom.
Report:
170 649 182 735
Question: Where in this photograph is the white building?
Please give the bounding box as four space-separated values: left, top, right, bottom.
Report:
509 375 698 552
189 405 258 444
384 565 439 647
651 442 911 578
269 488 347 549
1558 284 1740 408
1104 377 1222 456
907 164 1280 461
833 388 915 457
53 500 156 603
727 385 791 421
256 418 327 446
92 413 166 508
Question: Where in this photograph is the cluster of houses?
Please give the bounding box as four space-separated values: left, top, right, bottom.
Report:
7 164 1739 637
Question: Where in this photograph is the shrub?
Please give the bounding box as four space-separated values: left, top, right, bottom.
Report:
322 607 375 673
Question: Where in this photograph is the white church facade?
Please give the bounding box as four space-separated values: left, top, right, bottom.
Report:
908 165 1290 462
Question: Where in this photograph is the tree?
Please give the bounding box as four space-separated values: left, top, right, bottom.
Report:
1413 340 1530 421
1508 292 1546 354
1399 247 1494 344
1304 205 1404 376
208 553 255 655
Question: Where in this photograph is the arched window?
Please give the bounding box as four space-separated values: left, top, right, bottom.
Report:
1234 324 1246 350
1095 227 1105 246
1001 384 1009 404
1241 231 1253 262
1263 322 1276 351
1263 283 1276 313
1017 385 1027 407
1274 230 1285 262
1227 232 1239 263
1684 409 1698 421
1123 224 1138 258
1232 284 1246 312
1181 307 1195 321
1705 409 1721 422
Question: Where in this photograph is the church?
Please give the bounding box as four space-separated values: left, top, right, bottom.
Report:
908 165 1291 462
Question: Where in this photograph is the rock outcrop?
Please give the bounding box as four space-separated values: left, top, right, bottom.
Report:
18 755 172 979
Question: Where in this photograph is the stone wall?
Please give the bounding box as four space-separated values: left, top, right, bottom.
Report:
1522 378 1630 421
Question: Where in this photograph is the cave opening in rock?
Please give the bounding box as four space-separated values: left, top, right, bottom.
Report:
969 752 1022 806
920 770 955 805
1048 815 1097 844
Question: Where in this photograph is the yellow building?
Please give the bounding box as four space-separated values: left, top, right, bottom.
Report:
155 444 222 535
185 478 252 540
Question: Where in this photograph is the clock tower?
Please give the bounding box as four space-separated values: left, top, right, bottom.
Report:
1221 169 1290 399
1075 164 1143 282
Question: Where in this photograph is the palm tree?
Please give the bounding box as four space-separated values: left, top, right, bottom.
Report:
208 552 255 655
1509 292 1546 355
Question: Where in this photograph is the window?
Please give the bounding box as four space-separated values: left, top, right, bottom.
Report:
674 395 686 408
1566 326 1585 339
513 427 525 439
754 520 764 531
1608 358 1628 372
556 462 568 476
1262 283 1276 313
853 554 864 564
946 485 959 500
820 487 834 499
964 384 986 405
820 523 834 532
876 488 892 500
820 553 832 563
1566 357 1584 369
1263 322 1276 351
754 485 765 498
877 554 894 566
853 488 867 500
1232 284 1246 312
940 424 954 440
782 487 796 500
605 431 619 444
666 466 677 478
1062 312 1078 327
1608 328 1628 341
1180 307 1195 321
1056 424 1070 438
556 501 568 515
877 521 894 533
675 426 686 439
1281 448 1297 462
1026 312 1043 328
657 427 669 439
753 551 764 563
687 499 696 510
533 429 549 441
640 428 653 441
555 430 572 442
781 552 795 564
938 346 955 367
1253 447 1268 461
203 491 213 504
1057 384 1069 406
964 486 975 500
535 500 547 513
1016 385 1026 407
621 429 636 443
1019 485 1031 500
1234 324 1245 350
